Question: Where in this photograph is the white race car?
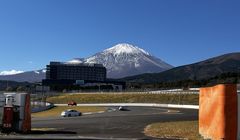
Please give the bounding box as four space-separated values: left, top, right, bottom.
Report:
61 109 82 117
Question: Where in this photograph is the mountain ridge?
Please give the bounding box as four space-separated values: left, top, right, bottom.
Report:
122 52 240 83
0 69 46 83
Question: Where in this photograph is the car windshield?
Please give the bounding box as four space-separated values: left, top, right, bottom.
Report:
0 0 239 140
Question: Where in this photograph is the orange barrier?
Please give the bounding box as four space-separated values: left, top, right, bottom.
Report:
199 84 237 140
22 94 31 133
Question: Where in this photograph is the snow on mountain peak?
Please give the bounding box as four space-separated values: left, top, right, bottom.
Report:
42 69 47 73
84 43 173 78
0 70 24 76
34 71 40 74
104 43 150 55
34 69 47 74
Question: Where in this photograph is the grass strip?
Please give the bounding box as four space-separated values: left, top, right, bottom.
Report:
47 93 199 105
144 121 203 140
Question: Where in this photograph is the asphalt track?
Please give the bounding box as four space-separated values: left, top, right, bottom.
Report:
2 107 198 140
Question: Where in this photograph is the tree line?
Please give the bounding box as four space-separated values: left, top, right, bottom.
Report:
1 72 239 92
127 72 240 90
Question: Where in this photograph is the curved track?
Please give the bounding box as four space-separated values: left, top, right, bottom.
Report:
32 107 198 139
30 107 198 139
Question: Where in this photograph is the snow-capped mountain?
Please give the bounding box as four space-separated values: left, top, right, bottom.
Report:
0 70 24 76
0 43 173 82
0 69 46 83
70 43 173 78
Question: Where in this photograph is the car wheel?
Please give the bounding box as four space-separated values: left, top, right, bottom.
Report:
68 114 71 117
78 113 81 116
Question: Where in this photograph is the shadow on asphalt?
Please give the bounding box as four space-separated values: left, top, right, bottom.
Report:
119 109 130 111
30 130 77 135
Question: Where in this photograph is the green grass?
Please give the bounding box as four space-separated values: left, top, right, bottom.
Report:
144 121 203 140
47 93 199 105
31 106 105 118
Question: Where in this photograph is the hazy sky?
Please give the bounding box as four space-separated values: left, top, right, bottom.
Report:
0 0 239 72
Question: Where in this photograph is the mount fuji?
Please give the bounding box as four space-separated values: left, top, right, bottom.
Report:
70 43 173 78
0 43 173 82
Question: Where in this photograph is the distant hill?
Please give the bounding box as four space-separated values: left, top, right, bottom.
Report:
0 69 46 83
122 52 240 83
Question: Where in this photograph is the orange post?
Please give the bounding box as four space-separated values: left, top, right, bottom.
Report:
199 84 237 140
22 94 31 133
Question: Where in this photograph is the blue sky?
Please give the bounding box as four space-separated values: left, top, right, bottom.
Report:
0 0 239 72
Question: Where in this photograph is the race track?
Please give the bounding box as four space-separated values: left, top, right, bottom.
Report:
30 107 198 139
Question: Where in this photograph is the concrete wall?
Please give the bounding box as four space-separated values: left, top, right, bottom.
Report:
199 84 237 140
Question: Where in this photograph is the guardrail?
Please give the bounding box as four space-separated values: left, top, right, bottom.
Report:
54 103 199 109
67 91 199 94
